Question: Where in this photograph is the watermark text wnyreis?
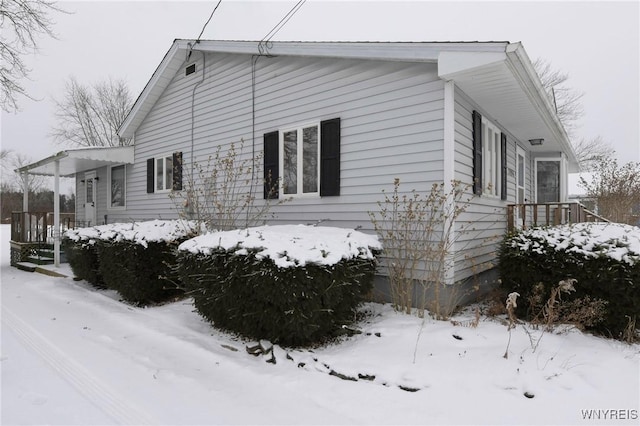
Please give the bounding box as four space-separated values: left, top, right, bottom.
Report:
581 409 638 421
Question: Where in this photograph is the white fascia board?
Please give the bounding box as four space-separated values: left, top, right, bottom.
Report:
190 40 509 62
437 51 507 80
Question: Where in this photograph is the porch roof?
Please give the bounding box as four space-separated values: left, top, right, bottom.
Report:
15 146 134 177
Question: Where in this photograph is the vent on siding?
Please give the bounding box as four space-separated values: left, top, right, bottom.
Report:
185 64 196 76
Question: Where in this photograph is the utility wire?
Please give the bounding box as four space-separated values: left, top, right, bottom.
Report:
188 0 222 60
258 0 306 55
196 0 223 42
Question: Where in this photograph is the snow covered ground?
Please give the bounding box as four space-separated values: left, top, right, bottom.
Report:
1 224 638 425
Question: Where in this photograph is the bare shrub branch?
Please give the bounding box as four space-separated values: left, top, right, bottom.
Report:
170 139 287 232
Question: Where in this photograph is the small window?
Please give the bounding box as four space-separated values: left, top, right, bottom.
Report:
482 118 502 198
109 164 126 208
185 63 196 76
155 154 173 192
281 124 320 196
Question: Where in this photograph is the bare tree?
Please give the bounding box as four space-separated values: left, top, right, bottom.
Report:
579 158 640 225
571 136 615 171
534 58 616 171
51 76 133 147
0 149 46 192
1 0 63 112
533 58 585 135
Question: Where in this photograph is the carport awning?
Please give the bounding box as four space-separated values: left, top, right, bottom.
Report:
15 146 134 177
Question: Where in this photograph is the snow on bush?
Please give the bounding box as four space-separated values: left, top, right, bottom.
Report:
500 222 640 339
178 224 382 268
64 220 204 247
509 222 640 265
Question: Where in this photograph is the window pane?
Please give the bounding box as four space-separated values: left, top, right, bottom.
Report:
283 130 297 194
156 158 163 190
111 165 125 207
517 154 525 187
302 126 318 193
165 156 173 190
86 179 94 204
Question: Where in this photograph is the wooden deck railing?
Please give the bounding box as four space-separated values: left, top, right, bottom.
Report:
507 202 609 232
10 212 79 243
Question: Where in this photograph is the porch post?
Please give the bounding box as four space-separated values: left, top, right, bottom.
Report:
53 159 60 267
22 171 28 211
21 171 29 241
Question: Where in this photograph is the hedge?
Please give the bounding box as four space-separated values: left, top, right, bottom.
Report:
499 222 639 338
177 225 381 347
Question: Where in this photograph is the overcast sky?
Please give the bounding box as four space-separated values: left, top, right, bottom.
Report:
2 0 639 171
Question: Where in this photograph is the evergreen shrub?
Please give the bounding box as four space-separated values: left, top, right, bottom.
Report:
61 236 104 288
177 225 381 347
499 223 640 338
97 239 185 305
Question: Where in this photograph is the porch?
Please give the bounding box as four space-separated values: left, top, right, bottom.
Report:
507 201 609 232
9 211 84 273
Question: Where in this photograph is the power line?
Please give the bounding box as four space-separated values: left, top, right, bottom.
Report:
258 0 306 55
196 0 223 43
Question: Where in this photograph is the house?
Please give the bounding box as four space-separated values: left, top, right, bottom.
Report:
13 40 581 300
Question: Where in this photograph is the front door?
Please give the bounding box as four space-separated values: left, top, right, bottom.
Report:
84 171 97 226
536 160 561 203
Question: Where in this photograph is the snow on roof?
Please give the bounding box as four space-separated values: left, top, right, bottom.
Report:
178 224 381 268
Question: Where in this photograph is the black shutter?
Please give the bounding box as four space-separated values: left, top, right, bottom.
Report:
472 111 483 195
172 152 183 191
264 131 279 199
500 133 507 200
146 158 155 193
320 117 340 196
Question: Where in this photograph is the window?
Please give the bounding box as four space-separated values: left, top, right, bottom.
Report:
472 110 507 200
109 164 126 208
264 118 340 199
156 155 173 192
282 124 319 196
146 152 182 193
482 118 502 198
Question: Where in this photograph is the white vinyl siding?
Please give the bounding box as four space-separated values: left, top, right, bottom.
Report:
453 87 515 282
116 52 444 225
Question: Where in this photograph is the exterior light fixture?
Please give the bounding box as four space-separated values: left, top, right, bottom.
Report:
529 138 544 146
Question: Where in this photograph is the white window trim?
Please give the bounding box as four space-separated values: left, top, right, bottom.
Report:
154 154 173 193
481 117 502 198
107 164 126 210
279 122 321 199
